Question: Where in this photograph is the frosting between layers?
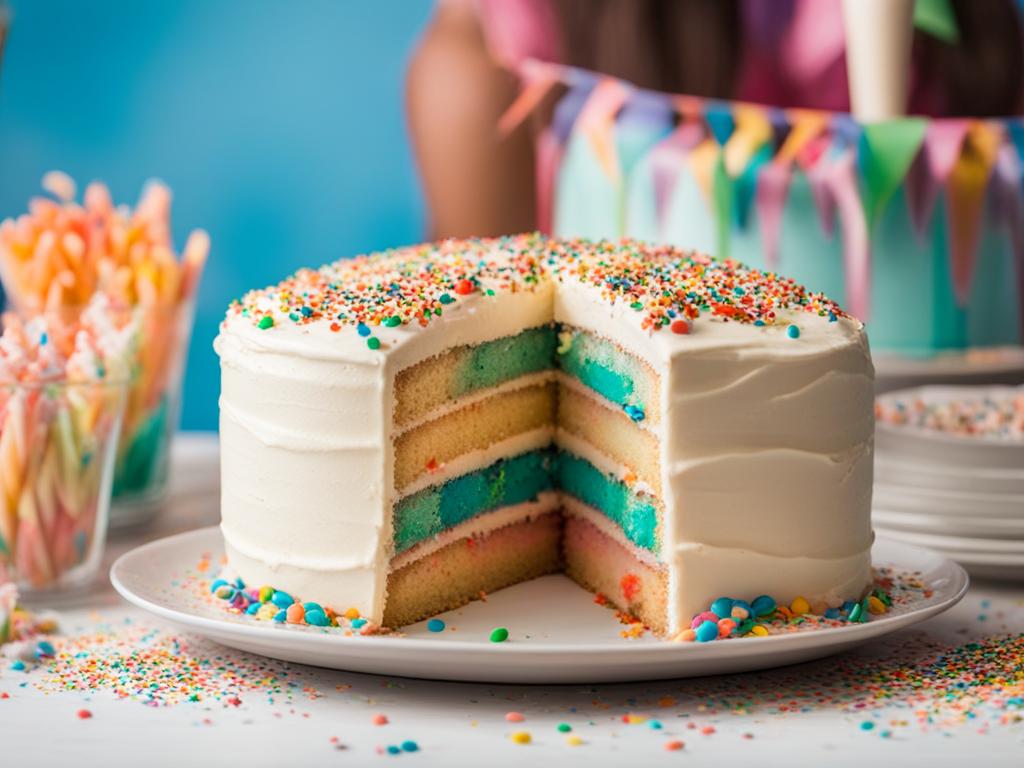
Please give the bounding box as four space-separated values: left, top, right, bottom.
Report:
217 237 874 630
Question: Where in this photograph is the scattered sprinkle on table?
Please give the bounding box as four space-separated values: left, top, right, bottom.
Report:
489 627 509 643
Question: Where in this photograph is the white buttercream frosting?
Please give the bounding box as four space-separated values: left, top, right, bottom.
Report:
216 235 874 632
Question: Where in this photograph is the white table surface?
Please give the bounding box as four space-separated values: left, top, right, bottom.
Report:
3 433 1022 767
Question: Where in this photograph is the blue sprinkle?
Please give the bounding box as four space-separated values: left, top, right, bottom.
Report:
401 741 419 752
427 618 446 633
828 312 837 322
246 602 261 615
301 305 313 317
695 620 719 643
860 721 875 731
351 618 368 629
302 602 323 614
357 323 371 337
387 745 402 755
35 640 56 658
754 319 765 327
305 609 330 627
10 660 26 671
624 404 645 422
786 324 800 339
272 609 287 623
710 597 734 619
233 577 246 589
733 286 745 296
824 607 840 619
751 595 776 617
648 720 663 730
271 591 294 609
209 578 228 594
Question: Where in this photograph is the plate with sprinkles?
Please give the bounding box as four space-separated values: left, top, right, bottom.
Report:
110 527 968 684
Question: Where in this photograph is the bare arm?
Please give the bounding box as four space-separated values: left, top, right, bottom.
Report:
406 3 536 240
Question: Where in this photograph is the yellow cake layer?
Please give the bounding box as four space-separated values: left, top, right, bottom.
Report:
383 512 563 627
393 382 558 491
557 383 662 494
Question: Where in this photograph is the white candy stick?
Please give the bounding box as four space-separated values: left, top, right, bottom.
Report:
841 0 915 121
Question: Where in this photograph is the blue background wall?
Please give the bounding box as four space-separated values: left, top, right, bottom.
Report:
0 0 432 430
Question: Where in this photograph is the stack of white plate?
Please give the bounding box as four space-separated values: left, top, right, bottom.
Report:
873 385 1024 580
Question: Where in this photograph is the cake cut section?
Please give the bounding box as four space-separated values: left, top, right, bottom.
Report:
216 235 875 636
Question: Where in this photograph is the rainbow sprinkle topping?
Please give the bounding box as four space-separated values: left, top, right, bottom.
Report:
228 235 850 340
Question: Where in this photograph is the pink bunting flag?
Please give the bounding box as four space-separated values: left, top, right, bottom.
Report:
906 119 970 238
755 162 792 271
650 123 704 233
827 151 871 322
807 160 838 237
946 122 1001 307
577 78 630 182
498 63 561 138
535 127 561 235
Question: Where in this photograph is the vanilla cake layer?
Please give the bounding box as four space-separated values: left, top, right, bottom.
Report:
383 512 563 628
218 236 875 633
394 326 557 429
394 382 557 492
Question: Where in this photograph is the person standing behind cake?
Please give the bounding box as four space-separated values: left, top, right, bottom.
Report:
407 0 1024 240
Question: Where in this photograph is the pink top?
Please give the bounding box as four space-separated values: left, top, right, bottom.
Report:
467 0 943 116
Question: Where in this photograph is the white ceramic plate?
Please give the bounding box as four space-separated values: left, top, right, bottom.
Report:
875 454 1024 495
874 484 1024 519
110 527 968 684
874 385 1024 471
870 526 1024 555
873 507 1024 538
874 348 1024 392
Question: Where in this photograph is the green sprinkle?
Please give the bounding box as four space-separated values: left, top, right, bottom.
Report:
383 315 402 327
557 723 572 733
367 337 382 350
257 316 274 330
629 301 643 310
485 288 495 296
489 627 509 643
439 293 455 305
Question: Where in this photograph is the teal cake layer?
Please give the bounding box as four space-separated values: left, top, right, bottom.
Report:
393 449 660 556
451 325 558 398
556 327 650 422
555 450 659 553
393 450 556 554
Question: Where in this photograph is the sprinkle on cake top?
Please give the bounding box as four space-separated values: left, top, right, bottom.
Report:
227 234 850 344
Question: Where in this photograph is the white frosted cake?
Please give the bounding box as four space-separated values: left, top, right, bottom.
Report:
215 235 874 635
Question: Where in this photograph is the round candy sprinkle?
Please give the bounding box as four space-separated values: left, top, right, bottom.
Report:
356 322 371 337
351 618 368 630
214 585 235 600
695 620 719 643
860 720 875 731
751 595 776 617
670 319 690 334
305 609 329 627
258 586 274 603
35 640 56 658
426 618 446 633
272 610 287 623
372 713 389 726
505 712 525 723
209 579 228 594
383 315 402 327
367 337 381 350
386 745 401 755
401 740 419 752
285 604 305 624
76 709 93 720
270 591 294 609
730 600 751 620
717 619 737 638
245 602 260 616
557 723 572 733
344 607 361 620
790 596 811 615
454 279 475 295
648 720 663 730
786 324 800 339
257 315 274 330
710 597 734 618
867 595 887 615
664 740 685 751
9 660 26 672
675 629 697 642
510 731 531 745
691 611 719 629
489 627 509 643
566 735 583 746
750 624 769 637
302 602 323 614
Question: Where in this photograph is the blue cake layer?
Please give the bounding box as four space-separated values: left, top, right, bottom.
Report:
393 448 660 556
